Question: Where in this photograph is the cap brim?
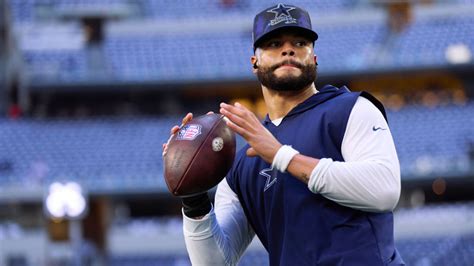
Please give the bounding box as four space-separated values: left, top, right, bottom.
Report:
253 26 318 50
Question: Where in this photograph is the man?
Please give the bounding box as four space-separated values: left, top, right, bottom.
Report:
164 3 404 265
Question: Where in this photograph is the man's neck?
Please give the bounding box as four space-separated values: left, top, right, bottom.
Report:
263 84 317 120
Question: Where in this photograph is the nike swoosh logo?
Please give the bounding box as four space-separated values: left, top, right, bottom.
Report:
372 126 387 131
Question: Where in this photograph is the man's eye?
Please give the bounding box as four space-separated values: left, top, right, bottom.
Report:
295 40 308 46
267 41 280 47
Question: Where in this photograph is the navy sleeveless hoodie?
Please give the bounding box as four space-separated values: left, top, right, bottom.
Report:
226 85 404 265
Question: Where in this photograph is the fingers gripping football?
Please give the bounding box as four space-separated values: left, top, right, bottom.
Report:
162 112 193 157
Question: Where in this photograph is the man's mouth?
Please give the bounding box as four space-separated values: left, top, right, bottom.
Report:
272 60 303 71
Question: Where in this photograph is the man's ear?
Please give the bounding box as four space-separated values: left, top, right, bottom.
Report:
251 56 258 73
314 55 318 65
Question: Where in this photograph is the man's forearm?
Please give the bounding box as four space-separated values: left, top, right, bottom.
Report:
183 209 229 265
182 180 256 265
286 153 319 184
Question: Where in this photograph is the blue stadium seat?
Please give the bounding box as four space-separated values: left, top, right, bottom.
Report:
8 0 356 23
388 103 474 177
23 50 88 82
396 237 460 266
0 118 174 191
391 16 474 68
8 0 133 23
109 255 191 266
102 33 253 82
315 22 387 73
394 202 474 265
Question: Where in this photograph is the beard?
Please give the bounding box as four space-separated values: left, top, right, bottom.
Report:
256 60 317 92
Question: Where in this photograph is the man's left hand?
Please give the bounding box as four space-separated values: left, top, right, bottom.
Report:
220 102 282 164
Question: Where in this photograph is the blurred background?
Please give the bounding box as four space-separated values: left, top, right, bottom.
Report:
0 0 473 265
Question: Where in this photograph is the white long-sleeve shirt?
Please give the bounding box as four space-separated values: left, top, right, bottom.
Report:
183 96 401 265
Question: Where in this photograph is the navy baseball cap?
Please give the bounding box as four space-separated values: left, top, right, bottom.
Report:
253 3 318 50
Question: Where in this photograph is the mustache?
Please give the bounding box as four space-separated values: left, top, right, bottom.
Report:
271 60 305 71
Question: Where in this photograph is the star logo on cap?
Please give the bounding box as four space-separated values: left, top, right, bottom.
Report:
267 3 297 26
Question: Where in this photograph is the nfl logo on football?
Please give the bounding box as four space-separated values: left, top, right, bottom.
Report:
177 124 202 140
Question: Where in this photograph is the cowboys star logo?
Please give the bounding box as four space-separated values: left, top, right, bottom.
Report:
259 168 277 192
267 3 297 26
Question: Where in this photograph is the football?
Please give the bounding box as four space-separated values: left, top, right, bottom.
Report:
163 114 236 196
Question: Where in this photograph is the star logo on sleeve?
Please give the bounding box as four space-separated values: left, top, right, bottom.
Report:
267 3 297 26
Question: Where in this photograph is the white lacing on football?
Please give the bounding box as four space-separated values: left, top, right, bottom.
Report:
271 145 299 173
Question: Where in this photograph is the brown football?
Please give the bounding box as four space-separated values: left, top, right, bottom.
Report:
163 114 236 196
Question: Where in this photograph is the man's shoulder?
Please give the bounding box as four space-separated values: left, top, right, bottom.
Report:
315 85 361 110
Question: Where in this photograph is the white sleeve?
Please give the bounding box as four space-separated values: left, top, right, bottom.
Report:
308 96 401 212
183 178 255 265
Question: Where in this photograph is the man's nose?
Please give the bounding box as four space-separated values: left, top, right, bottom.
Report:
281 42 295 57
